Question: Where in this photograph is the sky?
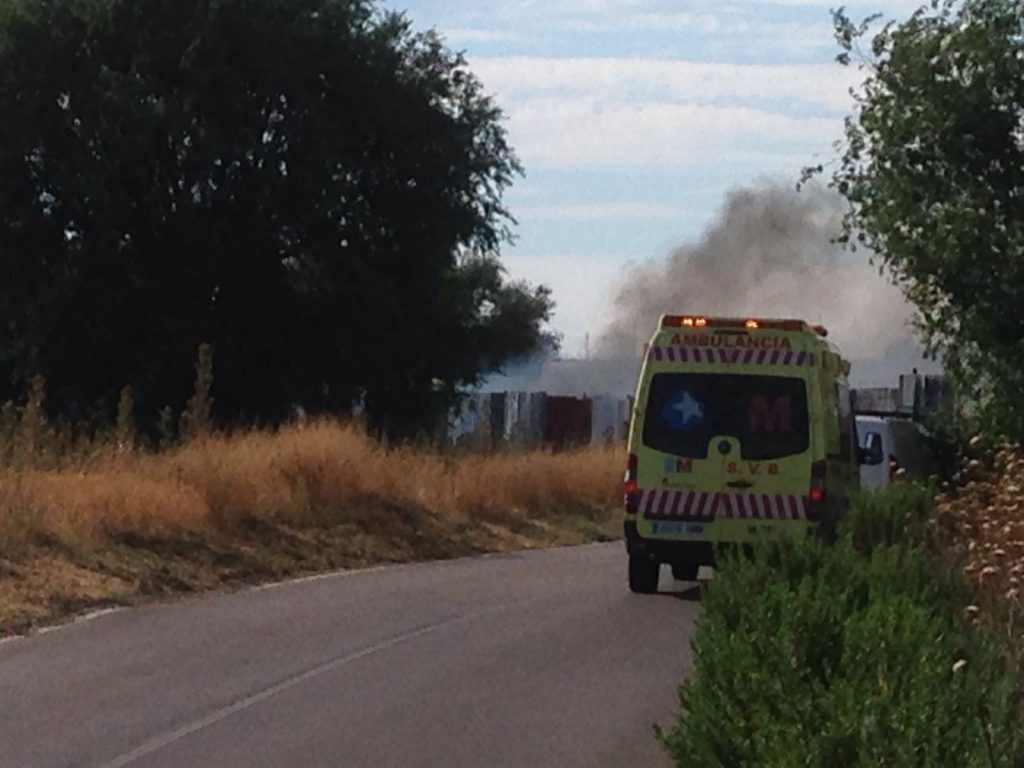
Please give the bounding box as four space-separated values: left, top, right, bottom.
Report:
382 0 928 358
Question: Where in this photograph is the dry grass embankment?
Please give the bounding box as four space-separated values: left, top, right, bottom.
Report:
936 439 1024 633
0 419 622 634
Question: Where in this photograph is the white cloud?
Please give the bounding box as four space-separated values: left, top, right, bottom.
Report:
442 27 519 43
717 20 836 54
546 9 835 47
505 97 839 169
468 56 855 171
416 1 884 52
536 0 651 13
471 57 859 112
514 0 900 20
556 10 723 33
515 201 696 221
750 0 920 9
628 12 722 32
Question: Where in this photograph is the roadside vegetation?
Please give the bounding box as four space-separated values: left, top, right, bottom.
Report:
660 481 1024 766
0 378 621 634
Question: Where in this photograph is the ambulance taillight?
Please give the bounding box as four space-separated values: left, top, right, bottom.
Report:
624 453 639 513
808 460 827 518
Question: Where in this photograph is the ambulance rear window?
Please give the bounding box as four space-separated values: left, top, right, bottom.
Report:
642 373 809 460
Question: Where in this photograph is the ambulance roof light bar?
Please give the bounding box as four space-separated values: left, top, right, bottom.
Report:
661 315 825 334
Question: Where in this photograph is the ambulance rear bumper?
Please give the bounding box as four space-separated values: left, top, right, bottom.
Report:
624 521 717 566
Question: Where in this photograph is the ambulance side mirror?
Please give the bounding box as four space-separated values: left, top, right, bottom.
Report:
859 432 884 466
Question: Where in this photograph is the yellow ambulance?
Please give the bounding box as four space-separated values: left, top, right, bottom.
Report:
623 315 860 593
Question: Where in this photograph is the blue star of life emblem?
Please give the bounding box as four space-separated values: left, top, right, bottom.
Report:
662 389 704 431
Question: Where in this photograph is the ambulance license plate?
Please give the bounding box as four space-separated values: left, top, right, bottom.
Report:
651 521 706 537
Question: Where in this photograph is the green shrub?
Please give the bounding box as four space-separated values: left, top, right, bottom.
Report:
661 487 1024 767
844 483 937 555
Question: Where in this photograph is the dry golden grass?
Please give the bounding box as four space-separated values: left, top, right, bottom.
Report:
936 439 1024 614
2 419 621 543
0 419 623 632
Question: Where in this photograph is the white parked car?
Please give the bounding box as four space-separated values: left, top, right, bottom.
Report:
856 415 935 489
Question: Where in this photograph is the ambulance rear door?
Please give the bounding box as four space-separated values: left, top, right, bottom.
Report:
638 368 814 530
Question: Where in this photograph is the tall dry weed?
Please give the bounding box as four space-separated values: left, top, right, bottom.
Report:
0 401 16 467
115 386 135 454
179 343 213 441
17 375 45 466
157 406 176 450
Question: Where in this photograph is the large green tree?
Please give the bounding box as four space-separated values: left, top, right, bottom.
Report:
0 0 550 438
825 0 1024 439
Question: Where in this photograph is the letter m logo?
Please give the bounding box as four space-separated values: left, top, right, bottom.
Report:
749 395 792 432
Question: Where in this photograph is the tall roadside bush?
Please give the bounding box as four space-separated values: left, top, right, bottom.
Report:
660 485 1024 767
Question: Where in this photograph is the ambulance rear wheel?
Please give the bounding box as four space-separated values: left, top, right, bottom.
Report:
671 563 699 582
629 556 660 594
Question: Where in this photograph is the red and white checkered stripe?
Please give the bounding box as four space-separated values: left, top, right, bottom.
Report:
639 489 808 520
647 347 815 367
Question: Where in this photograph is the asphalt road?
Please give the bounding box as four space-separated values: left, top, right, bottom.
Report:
0 543 700 768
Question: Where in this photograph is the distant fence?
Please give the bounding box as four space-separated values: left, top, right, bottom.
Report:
448 392 632 450
453 374 948 450
852 373 947 421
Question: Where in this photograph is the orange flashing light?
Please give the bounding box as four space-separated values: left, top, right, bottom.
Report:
660 315 817 332
662 315 707 328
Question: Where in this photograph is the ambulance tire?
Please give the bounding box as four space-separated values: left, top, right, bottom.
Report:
671 563 699 582
629 556 660 594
